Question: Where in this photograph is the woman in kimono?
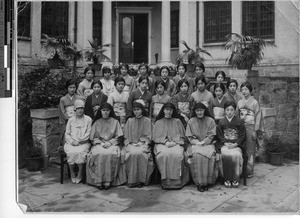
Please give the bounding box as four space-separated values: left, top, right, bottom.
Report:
185 102 221 192
172 63 194 95
153 102 190 189
107 76 129 128
77 66 95 98
217 101 246 188
237 81 261 178
135 63 155 95
211 83 228 124
84 80 108 122
224 79 244 104
123 102 154 188
100 66 115 96
159 66 177 97
86 103 125 190
64 99 92 184
209 71 227 96
119 63 135 94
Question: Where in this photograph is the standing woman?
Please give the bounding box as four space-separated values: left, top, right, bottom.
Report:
172 63 194 95
153 103 190 189
209 71 227 95
84 80 108 122
100 66 115 96
123 102 154 188
135 63 155 94
86 103 125 190
159 66 177 97
185 103 221 192
119 63 135 94
77 66 95 98
64 99 92 184
224 79 244 104
237 81 261 178
211 83 228 124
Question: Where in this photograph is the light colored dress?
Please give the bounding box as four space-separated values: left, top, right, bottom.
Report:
64 115 92 164
77 79 93 98
153 117 190 189
122 74 135 94
86 117 125 186
123 116 154 187
100 78 115 96
185 116 221 186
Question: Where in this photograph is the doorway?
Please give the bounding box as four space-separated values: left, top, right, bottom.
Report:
119 13 148 63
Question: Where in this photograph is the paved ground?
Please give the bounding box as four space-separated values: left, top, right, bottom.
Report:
18 159 299 214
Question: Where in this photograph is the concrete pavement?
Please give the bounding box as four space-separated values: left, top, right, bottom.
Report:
18 160 299 214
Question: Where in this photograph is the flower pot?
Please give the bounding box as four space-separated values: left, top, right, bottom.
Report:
26 157 43 171
48 59 65 69
268 151 285 166
88 63 102 72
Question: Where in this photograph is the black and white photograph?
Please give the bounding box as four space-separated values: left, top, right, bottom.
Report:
1 0 299 215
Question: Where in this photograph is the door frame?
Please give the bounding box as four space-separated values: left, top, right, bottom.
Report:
116 7 153 64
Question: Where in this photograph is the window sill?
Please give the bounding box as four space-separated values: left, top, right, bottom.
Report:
171 47 179 50
17 36 31 41
203 42 226 47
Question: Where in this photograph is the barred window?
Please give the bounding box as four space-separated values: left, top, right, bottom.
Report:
171 9 179 48
204 1 231 43
41 2 69 37
242 1 274 39
17 2 31 37
93 2 102 44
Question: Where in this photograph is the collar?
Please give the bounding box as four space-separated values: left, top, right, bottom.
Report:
226 115 235 122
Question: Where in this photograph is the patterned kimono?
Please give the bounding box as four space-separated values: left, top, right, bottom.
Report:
107 89 129 128
224 91 244 105
64 115 92 164
84 92 108 121
126 88 152 117
237 96 261 176
135 76 155 95
186 116 221 186
150 93 171 122
211 96 228 124
153 117 190 189
86 117 125 187
160 77 177 97
173 74 194 95
191 89 214 116
77 79 93 98
123 116 154 187
171 92 193 119
216 115 246 181
122 74 135 94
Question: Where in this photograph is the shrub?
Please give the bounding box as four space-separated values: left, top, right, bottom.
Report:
265 133 287 153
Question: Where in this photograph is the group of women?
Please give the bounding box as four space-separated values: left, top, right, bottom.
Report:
59 62 261 192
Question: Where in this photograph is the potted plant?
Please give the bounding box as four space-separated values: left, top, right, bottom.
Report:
26 145 43 171
265 133 287 166
223 33 276 70
84 38 111 72
175 40 212 72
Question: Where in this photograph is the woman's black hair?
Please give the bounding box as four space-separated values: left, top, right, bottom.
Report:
191 102 213 118
215 70 226 79
214 82 226 93
119 63 129 71
240 81 253 93
91 79 103 89
138 75 149 84
155 102 181 122
84 66 95 76
224 101 237 110
195 75 208 86
155 79 167 89
130 102 148 118
159 66 170 76
177 63 187 72
94 102 117 121
114 76 125 86
65 78 78 90
195 62 205 72
102 66 111 75
226 79 238 89
138 63 149 72
177 79 190 93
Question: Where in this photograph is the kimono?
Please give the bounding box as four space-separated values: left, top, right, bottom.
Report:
224 91 244 105
160 77 177 97
191 89 214 115
126 88 152 117
100 78 115 96
172 74 194 95
209 84 227 97
171 92 193 126
237 96 261 176
84 92 108 121
211 96 228 124
123 116 154 187
77 79 93 98
153 117 190 189
122 74 135 94
135 76 155 95
64 115 92 164
107 89 129 127
58 94 84 145
186 116 221 186
150 93 171 122
216 115 246 181
86 117 125 187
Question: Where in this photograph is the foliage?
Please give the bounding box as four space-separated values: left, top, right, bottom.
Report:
18 66 81 110
175 40 212 65
265 133 287 153
84 38 111 64
223 33 276 70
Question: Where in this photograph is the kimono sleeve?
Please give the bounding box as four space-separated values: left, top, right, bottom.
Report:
59 97 69 121
203 118 216 145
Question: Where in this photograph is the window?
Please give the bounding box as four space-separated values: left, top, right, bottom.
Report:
93 2 102 44
17 2 31 37
243 1 274 39
204 1 231 43
41 2 69 37
171 9 179 48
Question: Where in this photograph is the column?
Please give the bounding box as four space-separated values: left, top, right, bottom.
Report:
31 2 42 58
77 2 93 49
102 1 112 60
161 1 171 64
232 1 242 34
179 1 189 53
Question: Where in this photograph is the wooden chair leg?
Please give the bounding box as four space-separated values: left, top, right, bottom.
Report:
60 154 64 184
243 155 248 186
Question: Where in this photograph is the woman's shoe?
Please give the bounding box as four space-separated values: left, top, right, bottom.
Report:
232 181 239 188
204 186 208 191
97 186 103 190
138 183 143 188
104 186 110 190
247 174 253 178
197 186 205 192
71 178 76 184
224 181 231 188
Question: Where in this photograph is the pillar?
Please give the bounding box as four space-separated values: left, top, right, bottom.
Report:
77 2 93 49
102 1 112 60
161 1 171 64
31 2 42 58
179 1 189 53
232 1 242 34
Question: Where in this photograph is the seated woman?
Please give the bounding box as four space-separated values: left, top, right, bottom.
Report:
152 102 190 189
86 103 125 190
216 101 246 188
64 99 92 184
123 102 154 188
185 103 221 192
